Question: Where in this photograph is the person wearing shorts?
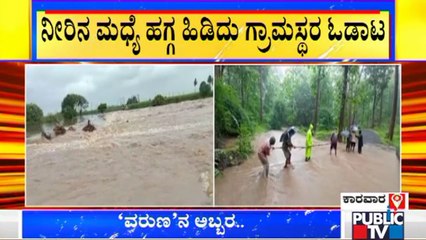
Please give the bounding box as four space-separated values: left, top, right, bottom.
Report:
258 136 276 178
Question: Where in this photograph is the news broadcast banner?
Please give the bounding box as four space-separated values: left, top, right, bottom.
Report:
0 0 425 239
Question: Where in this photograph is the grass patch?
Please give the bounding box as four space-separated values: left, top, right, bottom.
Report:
375 127 400 148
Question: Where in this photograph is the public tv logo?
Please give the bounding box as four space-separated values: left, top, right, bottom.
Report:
351 193 407 239
352 210 404 239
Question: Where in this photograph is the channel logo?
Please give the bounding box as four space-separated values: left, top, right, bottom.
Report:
351 193 407 239
352 209 404 239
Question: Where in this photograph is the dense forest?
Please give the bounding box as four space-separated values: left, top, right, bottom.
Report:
215 65 400 168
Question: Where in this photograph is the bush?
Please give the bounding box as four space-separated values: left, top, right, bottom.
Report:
215 149 245 171
199 81 212 97
238 123 253 158
152 94 167 106
127 96 138 105
97 103 107 113
43 113 63 124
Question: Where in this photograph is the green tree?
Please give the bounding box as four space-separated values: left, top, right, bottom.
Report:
310 66 326 135
26 103 43 125
61 94 88 120
363 66 393 127
199 81 212 97
388 66 399 141
62 105 77 121
338 66 349 141
270 101 286 130
97 103 107 113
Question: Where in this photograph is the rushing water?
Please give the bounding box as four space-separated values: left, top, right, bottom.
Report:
26 99 213 206
27 114 107 139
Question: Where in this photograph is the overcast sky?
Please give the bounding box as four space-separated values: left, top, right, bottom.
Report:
26 64 213 114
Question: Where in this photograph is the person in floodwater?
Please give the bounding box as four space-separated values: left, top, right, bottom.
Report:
330 131 338 156
257 136 276 178
305 124 313 161
357 129 364 154
83 120 96 132
280 126 296 169
350 130 357 152
346 133 352 152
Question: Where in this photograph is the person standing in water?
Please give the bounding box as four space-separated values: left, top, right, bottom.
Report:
357 129 364 154
257 136 276 178
305 124 313 161
280 127 296 169
330 131 338 156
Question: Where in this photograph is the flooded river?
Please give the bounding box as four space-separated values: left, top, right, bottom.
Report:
26 98 214 206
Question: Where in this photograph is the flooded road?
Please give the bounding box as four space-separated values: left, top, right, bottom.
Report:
26 98 213 206
215 130 400 206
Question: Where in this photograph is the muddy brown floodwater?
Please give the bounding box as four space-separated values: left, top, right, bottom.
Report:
26 98 213 206
215 130 400 206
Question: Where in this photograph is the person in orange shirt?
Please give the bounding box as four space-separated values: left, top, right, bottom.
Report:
258 136 276 178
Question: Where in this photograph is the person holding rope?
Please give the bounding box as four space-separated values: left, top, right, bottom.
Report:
305 124 314 162
357 129 364 154
257 136 276 178
279 126 296 169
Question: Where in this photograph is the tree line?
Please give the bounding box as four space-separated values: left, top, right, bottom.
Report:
27 75 214 129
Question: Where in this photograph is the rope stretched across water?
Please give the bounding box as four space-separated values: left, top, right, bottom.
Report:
272 143 329 150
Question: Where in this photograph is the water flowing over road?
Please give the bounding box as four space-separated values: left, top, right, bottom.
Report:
215 130 400 206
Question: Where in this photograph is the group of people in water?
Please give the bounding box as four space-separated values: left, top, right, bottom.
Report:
41 120 96 140
257 124 364 178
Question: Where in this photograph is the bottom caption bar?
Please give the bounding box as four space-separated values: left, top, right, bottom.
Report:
22 210 340 238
